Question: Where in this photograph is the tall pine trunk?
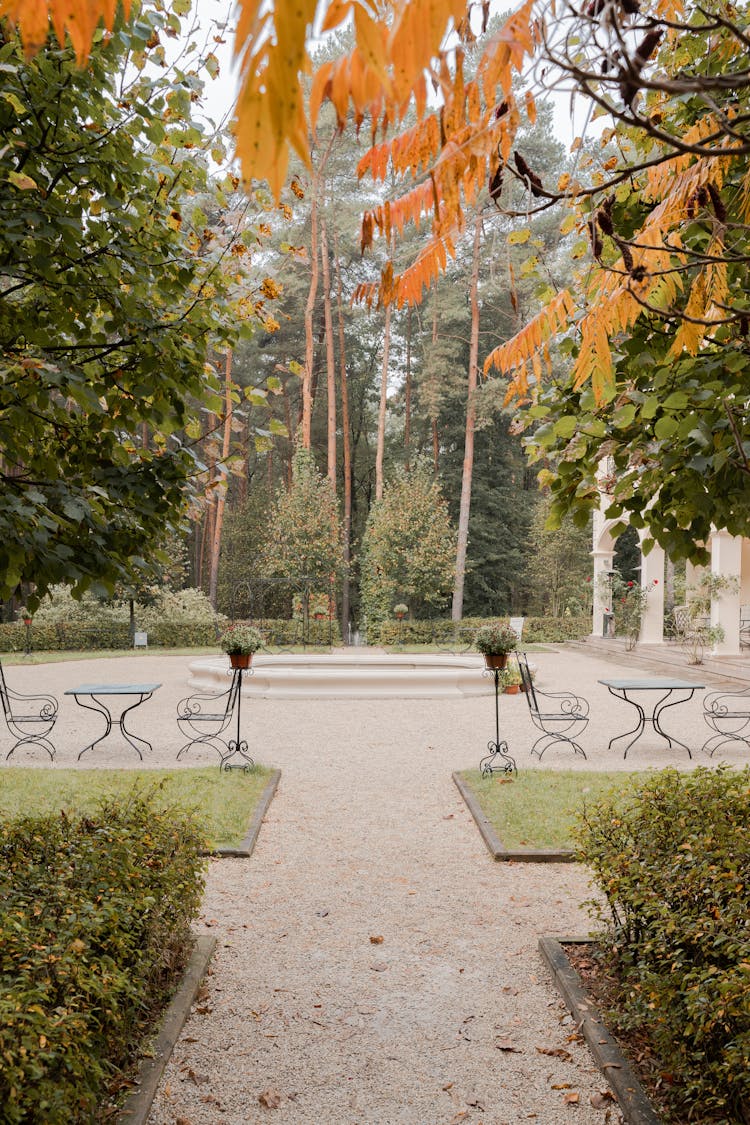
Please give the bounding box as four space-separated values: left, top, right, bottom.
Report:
451 213 483 622
375 234 394 501
301 137 334 448
320 217 337 487
208 349 233 609
333 227 352 639
404 305 412 471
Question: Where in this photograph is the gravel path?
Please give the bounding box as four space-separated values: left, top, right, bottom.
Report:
6 646 745 1123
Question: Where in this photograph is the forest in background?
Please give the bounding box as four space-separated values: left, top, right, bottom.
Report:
189 46 600 634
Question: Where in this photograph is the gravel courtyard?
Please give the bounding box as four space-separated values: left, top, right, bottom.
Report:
4 645 745 1124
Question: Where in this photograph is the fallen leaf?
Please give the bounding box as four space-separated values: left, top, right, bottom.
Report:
186 1069 209 1085
563 1092 580 1104
536 1046 572 1060
370 935 384 944
551 1082 572 1090
175 1119 192 1125
494 1037 521 1052
590 1090 616 1108
258 1088 282 1108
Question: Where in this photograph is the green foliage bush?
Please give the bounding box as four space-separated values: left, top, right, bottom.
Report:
0 791 207 1123
239 618 342 647
368 615 590 646
0 586 223 651
575 767 750 1123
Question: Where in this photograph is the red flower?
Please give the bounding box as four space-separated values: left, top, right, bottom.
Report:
627 581 634 587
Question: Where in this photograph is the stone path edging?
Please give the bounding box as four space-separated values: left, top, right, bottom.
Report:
452 771 576 863
116 935 217 1125
538 936 661 1125
209 768 281 858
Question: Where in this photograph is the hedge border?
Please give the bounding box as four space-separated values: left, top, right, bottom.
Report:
115 935 216 1125
452 771 576 863
539 936 661 1125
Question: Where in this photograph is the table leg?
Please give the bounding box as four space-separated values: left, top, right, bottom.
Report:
75 695 114 760
117 695 153 758
606 689 646 757
652 689 695 758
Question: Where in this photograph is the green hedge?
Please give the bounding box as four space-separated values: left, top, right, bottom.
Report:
575 767 750 1123
0 620 219 651
368 615 590 647
242 617 343 647
0 792 207 1123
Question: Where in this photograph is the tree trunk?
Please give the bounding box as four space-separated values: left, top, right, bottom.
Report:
375 236 394 501
320 217 337 488
430 301 440 474
404 305 412 471
452 213 483 623
301 136 334 449
301 187 320 448
333 226 352 639
208 349 233 609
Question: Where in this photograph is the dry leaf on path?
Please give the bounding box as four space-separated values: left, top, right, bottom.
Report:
494 1037 521 1052
591 1090 616 1108
369 935 384 944
563 1091 580 1104
258 1088 282 1108
536 1046 572 1060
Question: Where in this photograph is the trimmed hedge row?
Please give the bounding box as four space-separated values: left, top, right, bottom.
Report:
368 615 591 647
0 618 342 652
576 767 750 1123
0 620 219 651
0 792 207 1123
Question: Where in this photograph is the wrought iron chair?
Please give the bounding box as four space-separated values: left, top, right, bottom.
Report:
702 687 750 757
176 670 242 761
517 651 589 759
0 660 58 759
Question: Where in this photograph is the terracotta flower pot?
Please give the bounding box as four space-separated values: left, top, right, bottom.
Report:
504 684 520 694
229 652 252 669
483 652 509 670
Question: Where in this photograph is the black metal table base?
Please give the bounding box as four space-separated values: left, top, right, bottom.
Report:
480 667 516 777
74 695 154 760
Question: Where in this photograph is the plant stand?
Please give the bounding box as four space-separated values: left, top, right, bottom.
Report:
221 666 255 773
479 664 516 777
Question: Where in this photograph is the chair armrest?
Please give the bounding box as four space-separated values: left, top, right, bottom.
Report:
6 688 58 715
177 691 232 719
535 688 590 717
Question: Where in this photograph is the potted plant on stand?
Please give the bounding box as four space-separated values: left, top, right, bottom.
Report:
220 624 264 669
502 665 523 694
474 621 519 669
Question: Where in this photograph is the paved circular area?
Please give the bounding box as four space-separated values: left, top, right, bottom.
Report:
3 646 746 1123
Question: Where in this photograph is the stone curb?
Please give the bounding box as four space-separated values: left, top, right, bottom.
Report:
539 936 661 1125
452 771 576 863
209 767 281 858
116 934 217 1125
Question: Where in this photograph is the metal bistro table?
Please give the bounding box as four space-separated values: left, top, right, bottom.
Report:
599 678 705 758
65 683 161 760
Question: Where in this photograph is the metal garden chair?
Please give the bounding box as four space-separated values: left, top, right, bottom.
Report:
0 659 58 760
517 651 589 759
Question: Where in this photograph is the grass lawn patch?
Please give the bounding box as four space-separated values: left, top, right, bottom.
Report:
457 769 639 851
0 766 275 850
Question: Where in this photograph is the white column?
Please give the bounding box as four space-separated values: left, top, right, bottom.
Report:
638 540 665 644
710 531 742 656
592 551 615 637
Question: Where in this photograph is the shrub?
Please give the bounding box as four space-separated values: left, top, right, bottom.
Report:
0 791 207 1123
367 615 590 646
575 767 750 1123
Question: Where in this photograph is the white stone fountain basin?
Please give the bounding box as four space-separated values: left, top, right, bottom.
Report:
188 652 492 698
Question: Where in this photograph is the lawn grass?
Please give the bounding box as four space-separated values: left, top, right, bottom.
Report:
0 766 275 849
457 769 640 850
